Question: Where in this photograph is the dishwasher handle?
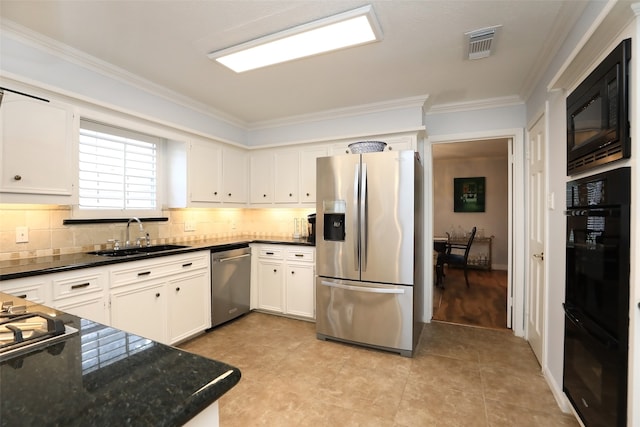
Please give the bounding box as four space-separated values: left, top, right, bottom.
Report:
214 253 251 263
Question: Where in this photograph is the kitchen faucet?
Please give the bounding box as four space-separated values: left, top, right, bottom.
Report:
126 217 148 248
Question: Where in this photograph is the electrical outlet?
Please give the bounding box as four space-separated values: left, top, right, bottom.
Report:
184 221 196 232
16 226 29 243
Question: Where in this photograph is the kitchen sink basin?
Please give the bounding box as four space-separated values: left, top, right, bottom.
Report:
88 244 190 257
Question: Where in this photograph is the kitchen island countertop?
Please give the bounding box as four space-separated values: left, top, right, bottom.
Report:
0 236 314 281
0 291 241 426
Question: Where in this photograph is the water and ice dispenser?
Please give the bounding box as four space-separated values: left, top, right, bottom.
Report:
323 200 346 241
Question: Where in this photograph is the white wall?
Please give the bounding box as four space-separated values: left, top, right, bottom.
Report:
432 155 509 269
525 3 638 422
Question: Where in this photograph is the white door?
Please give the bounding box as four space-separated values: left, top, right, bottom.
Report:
527 115 546 364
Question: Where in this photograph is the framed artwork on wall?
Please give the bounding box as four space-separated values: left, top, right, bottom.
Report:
454 177 485 212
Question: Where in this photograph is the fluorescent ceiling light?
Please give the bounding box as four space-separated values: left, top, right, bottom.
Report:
208 5 382 73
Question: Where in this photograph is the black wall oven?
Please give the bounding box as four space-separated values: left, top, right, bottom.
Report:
564 167 630 427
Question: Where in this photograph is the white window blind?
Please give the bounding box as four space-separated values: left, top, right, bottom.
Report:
79 120 159 210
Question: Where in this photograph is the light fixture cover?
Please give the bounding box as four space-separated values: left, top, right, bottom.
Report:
209 5 383 72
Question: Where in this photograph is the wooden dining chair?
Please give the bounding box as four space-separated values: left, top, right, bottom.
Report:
438 226 477 288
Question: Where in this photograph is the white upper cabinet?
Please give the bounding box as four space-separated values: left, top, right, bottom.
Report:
250 151 274 204
300 147 327 205
167 139 247 207
0 92 75 203
274 151 299 203
190 141 222 203
221 146 248 204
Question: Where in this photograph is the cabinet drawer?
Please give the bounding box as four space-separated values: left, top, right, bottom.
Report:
53 273 104 300
286 248 314 263
0 279 48 304
258 247 284 259
110 253 209 288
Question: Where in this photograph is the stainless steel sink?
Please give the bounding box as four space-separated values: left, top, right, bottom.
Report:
88 244 190 257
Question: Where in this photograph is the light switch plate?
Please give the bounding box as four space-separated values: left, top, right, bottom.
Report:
16 226 29 243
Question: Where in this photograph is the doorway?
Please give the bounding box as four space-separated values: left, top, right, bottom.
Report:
425 129 526 337
431 139 509 329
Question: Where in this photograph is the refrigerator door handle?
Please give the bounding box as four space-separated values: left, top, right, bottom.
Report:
361 162 367 272
320 280 405 294
353 163 360 271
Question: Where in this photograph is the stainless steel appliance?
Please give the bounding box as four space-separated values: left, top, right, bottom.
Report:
0 297 77 361
563 167 630 427
211 245 251 327
315 150 423 357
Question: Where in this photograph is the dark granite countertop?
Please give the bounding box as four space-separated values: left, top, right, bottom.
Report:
0 292 241 426
0 236 314 281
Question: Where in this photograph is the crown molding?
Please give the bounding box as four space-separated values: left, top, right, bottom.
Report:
426 95 523 115
0 19 248 129
248 94 430 130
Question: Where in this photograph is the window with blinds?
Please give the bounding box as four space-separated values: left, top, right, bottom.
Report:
79 120 160 210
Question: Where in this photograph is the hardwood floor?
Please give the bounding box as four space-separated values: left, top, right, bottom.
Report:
433 267 508 329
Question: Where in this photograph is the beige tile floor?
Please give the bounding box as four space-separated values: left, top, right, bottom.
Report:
180 313 579 426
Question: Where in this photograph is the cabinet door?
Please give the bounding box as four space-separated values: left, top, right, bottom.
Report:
190 141 222 203
300 147 327 204
222 147 247 203
0 92 74 199
57 296 108 324
110 282 166 343
274 151 299 203
167 270 209 344
250 152 273 204
285 263 315 319
257 260 283 312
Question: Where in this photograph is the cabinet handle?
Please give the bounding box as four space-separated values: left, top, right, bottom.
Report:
13 175 22 181
273 269 277 273
294 253 304 257
214 191 218 195
263 194 267 197
345 149 349 154
291 271 295 275
289 193 293 197
17 294 27 299
71 282 91 290
306 192 310 197
176 287 181 292
138 271 151 277
266 252 274 255
228 193 232 197
182 262 193 268
155 292 161 298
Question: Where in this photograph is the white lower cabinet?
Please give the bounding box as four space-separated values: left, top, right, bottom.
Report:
52 268 109 324
109 251 211 345
0 275 51 305
285 263 315 318
257 259 284 312
254 244 315 320
111 280 167 343
167 269 209 344
0 251 210 346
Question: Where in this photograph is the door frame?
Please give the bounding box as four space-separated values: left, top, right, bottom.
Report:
425 128 525 337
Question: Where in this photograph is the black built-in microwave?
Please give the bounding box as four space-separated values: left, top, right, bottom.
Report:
566 38 631 175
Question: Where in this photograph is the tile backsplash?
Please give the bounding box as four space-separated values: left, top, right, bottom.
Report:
0 205 314 261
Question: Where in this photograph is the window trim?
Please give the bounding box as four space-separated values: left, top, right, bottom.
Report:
72 117 165 219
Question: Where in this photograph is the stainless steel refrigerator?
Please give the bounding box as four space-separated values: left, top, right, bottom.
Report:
315 150 423 357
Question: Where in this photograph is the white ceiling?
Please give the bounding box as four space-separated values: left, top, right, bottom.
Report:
0 1 588 127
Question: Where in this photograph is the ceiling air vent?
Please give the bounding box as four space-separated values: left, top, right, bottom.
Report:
465 25 501 60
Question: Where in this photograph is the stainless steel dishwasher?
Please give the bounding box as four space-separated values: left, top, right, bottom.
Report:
211 244 251 327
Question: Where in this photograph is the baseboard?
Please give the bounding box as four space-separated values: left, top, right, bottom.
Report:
542 365 579 419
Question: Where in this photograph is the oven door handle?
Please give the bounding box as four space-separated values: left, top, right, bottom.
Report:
563 303 618 350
